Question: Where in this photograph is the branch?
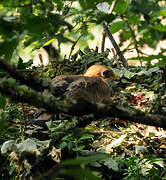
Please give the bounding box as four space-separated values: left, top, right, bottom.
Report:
68 32 85 59
0 59 61 97
108 0 117 15
99 0 128 68
121 16 142 66
101 31 106 52
0 59 47 91
111 48 120 68
0 78 165 128
102 23 128 68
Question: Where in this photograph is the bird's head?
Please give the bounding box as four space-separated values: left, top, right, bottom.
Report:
84 64 119 82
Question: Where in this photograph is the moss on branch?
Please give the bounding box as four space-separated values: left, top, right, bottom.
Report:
0 77 166 128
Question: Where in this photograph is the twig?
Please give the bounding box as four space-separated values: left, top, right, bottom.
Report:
16 69 35 72
121 16 142 66
68 32 85 59
38 53 44 66
63 1 73 16
111 48 120 68
101 31 106 52
108 0 118 15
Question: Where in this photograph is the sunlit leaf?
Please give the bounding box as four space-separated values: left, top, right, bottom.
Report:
152 24 166 32
158 6 166 16
16 138 40 155
1 140 15 154
44 38 56 46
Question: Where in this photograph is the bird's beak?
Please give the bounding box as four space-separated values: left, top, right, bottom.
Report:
105 73 119 81
112 73 119 81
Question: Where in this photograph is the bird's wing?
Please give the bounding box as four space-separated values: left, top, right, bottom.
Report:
43 75 111 102
65 76 111 102
43 75 83 98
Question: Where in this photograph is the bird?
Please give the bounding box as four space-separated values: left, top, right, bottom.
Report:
43 64 119 103
31 64 119 132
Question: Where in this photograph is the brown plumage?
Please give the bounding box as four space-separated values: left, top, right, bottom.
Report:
33 64 118 121
43 64 118 102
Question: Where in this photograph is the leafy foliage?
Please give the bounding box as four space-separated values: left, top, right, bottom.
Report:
0 0 166 179
0 0 166 65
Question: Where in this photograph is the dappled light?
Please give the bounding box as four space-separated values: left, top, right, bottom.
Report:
0 0 166 179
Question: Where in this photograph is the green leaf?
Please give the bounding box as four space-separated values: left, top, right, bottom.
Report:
104 158 119 171
24 16 49 35
0 95 6 109
120 30 132 40
43 38 56 46
72 145 85 151
17 58 33 69
61 154 108 166
1 140 15 154
60 141 68 149
5 105 18 111
8 164 15 176
129 53 166 62
7 126 20 132
126 12 140 25
58 167 101 180
152 24 166 32
56 34 73 43
0 38 19 60
154 59 166 66
80 134 94 140
114 0 129 14
16 138 40 155
143 67 159 76
96 12 116 24
109 21 126 34
122 69 135 79
158 6 166 16
120 67 161 79
79 0 96 9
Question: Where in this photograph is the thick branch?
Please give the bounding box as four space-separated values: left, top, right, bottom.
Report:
0 59 49 91
0 78 165 128
0 59 61 97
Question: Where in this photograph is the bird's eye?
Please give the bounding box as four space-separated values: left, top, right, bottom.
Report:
101 70 113 78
